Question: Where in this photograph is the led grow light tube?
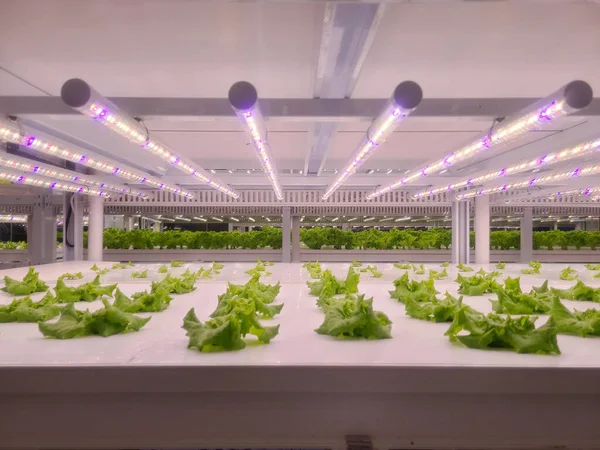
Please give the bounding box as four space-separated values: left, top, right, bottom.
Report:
0 152 148 198
368 80 593 199
0 167 110 197
413 135 600 199
457 162 600 200
0 215 27 223
228 81 283 200
60 78 238 198
322 81 423 200
0 115 190 197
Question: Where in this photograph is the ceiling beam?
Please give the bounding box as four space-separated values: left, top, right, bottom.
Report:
4 97 600 120
305 2 385 176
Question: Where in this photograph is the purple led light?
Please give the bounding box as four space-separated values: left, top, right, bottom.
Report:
77 187 83 193
501 185 507 191
171 158 179 165
499 168 506 176
121 189 126 194
50 182 56 189
467 178 473 185
584 189 590 195
33 166 39 173
141 177 146 183
80 155 86 162
482 136 491 148
100 183 105 188
99 109 107 118
16 176 23 183
392 108 401 117
159 184 164 189
73 176 79 182
529 178 537 186
25 136 35 146
113 168 120 175
98 192 103 196
244 111 252 118
572 168 581 177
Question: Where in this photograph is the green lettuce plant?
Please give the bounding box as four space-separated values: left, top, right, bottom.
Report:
2 267 49 296
551 297 600 337
359 265 383 278
559 266 578 281
212 274 282 319
551 280 600 302
455 273 501 296
55 275 117 303
39 300 151 339
131 270 148 279
405 293 464 323
428 268 448 280
457 263 474 273
113 287 172 313
521 261 542 275
58 272 83 280
170 260 185 267
315 294 392 340
0 291 59 323
445 306 560 355
389 272 438 303
495 262 506 269
90 264 110 275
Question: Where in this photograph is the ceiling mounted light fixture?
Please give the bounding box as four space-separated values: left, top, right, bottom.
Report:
0 115 189 197
0 167 110 197
368 80 593 199
413 136 600 199
228 81 284 200
457 161 600 200
60 79 238 198
0 152 148 198
211 217 224 222
322 81 423 200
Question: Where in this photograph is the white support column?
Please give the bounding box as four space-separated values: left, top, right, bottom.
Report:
87 196 104 262
342 223 349 231
63 193 84 261
27 192 57 265
153 222 161 232
282 206 291 263
452 200 470 265
125 215 135 231
475 195 490 264
520 207 533 262
227 223 234 232
291 216 300 262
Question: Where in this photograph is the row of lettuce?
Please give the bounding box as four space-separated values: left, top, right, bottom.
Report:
5 228 600 251
93 228 600 251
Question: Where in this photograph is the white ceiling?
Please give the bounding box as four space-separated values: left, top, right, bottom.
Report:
1 0 600 194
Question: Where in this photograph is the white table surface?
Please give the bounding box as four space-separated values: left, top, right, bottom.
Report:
1 261 600 368
2 261 600 450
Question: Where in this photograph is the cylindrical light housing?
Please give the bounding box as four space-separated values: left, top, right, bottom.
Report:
0 167 110 197
322 81 423 200
61 78 239 198
229 81 284 200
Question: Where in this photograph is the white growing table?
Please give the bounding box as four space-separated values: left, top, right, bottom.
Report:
0 261 599 449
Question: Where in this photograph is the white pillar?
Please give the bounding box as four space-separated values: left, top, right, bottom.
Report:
63 193 84 261
125 215 135 231
87 196 104 261
452 200 470 265
282 206 291 263
342 223 349 231
153 222 161 232
520 207 533 262
475 195 490 264
291 216 300 262
27 192 57 265
228 223 234 232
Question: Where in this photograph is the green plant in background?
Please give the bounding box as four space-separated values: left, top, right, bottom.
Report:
456 263 474 273
245 259 272 276
0 291 59 323
559 266 578 281
475 268 501 278
58 272 83 280
112 262 134 270
389 272 438 303
303 261 323 279
412 264 426 275
351 260 362 267
39 300 151 339
445 307 560 355
551 297 600 337
405 293 465 323
394 263 412 270
315 294 392 340
440 261 450 267
170 260 185 267
0 241 28 250
1 267 49 296
158 265 169 274
131 270 148 279
113 287 172 313
428 268 448 280
55 275 117 303
585 264 600 270
90 264 110 275
455 273 501 296
521 261 542 275
496 262 506 269
151 270 200 294
307 268 360 305
358 265 383 278
551 280 600 302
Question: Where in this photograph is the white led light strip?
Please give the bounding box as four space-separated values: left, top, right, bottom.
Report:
0 167 111 197
0 153 149 199
229 82 283 200
368 81 593 199
0 115 191 198
0 215 27 223
61 79 238 198
323 81 423 199
413 136 600 199
456 162 600 200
